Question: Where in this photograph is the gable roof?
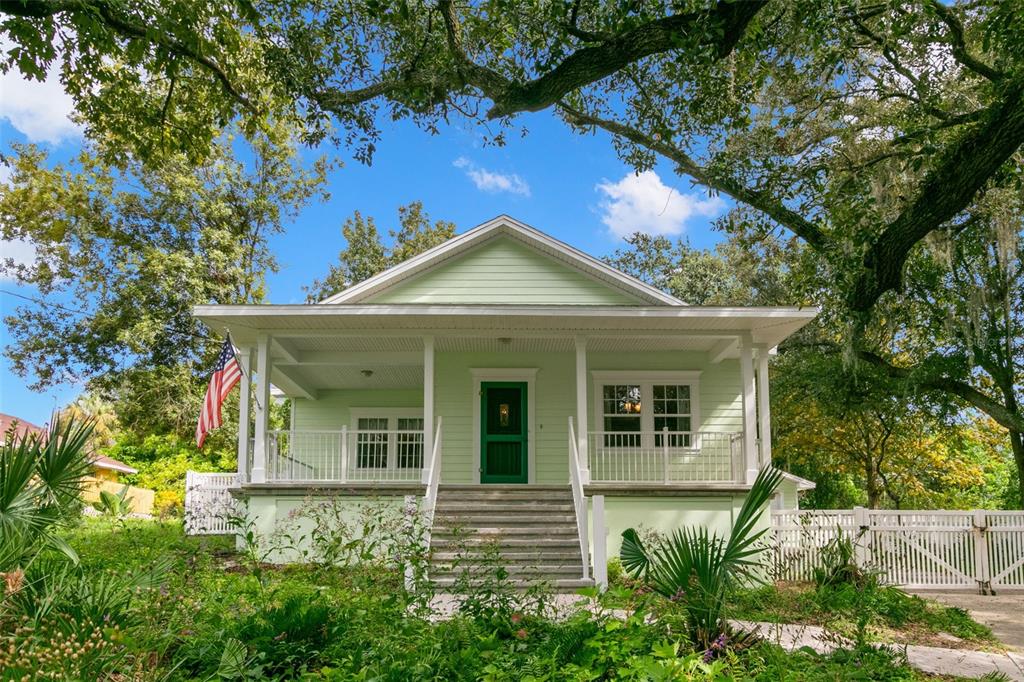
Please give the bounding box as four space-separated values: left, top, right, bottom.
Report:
319 215 685 306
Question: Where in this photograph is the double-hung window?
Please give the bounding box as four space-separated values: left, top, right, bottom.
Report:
350 409 425 471
592 372 700 450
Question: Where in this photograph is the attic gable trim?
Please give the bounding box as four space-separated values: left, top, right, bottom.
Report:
318 215 685 306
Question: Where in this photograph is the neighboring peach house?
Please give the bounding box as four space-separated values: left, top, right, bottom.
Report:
0 412 155 515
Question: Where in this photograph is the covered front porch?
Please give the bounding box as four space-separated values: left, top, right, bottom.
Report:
194 305 811 491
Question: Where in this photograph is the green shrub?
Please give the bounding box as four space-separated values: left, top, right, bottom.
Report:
103 433 235 515
813 531 870 588
619 467 783 647
36 511 972 680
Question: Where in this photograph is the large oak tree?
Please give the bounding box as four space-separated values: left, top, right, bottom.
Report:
3 0 1023 495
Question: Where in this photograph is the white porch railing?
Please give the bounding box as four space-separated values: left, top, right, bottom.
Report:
588 430 743 484
267 428 428 483
568 417 591 581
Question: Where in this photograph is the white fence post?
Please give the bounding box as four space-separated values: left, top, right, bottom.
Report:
853 506 869 569
593 495 608 590
972 509 992 595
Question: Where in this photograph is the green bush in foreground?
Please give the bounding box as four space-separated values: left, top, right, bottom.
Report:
0 517 977 681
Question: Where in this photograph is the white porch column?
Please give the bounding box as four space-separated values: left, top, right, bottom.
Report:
739 333 758 484
755 345 772 468
235 348 252 483
574 336 590 483
422 335 435 484
252 334 271 484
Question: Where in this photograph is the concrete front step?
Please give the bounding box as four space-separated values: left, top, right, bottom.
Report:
431 537 582 549
436 490 574 502
432 514 578 525
429 485 586 589
431 560 582 571
431 528 579 539
431 550 582 562
436 502 576 513
431 577 595 592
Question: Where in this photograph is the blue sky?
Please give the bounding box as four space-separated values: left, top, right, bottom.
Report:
0 63 729 427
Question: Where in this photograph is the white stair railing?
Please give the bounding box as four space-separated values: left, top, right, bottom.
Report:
423 416 444 549
568 417 591 581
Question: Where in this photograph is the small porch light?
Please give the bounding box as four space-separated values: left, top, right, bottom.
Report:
360 369 374 378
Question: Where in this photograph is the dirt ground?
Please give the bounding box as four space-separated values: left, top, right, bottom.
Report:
912 590 1024 652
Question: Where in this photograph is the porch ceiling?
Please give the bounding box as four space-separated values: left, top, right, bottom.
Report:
195 304 818 354
281 364 423 390
287 336 422 352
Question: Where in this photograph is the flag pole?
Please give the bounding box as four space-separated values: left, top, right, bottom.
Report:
226 329 262 411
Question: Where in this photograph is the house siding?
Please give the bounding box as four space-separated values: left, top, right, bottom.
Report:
365 237 642 305
292 389 424 432
291 350 743 485
778 479 800 510
589 495 769 560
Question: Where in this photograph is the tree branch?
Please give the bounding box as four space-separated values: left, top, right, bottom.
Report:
1 0 256 113
857 349 1024 432
559 104 830 250
439 0 766 119
848 75 1024 314
0 0 73 17
926 0 1004 83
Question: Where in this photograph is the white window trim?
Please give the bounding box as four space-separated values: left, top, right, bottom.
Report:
349 408 425 471
470 368 538 484
590 371 702 450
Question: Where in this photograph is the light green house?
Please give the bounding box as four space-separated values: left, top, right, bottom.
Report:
194 216 816 588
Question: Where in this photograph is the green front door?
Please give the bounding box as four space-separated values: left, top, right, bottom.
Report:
480 382 528 483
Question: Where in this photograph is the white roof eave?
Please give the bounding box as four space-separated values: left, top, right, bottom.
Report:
194 303 818 350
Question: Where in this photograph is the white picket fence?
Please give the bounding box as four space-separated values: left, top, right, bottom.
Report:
184 471 239 535
772 508 1024 593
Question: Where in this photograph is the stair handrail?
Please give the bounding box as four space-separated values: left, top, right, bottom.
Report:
423 416 443 547
568 416 591 581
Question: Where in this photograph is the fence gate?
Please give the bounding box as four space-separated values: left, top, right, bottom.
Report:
772 508 1024 593
184 471 239 535
988 512 1024 590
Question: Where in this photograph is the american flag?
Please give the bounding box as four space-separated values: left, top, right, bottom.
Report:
196 336 242 448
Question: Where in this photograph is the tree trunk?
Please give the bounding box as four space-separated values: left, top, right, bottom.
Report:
864 459 880 508
1011 430 1024 510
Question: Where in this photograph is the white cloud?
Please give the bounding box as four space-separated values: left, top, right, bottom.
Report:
453 157 531 196
596 170 725 239
0 238 37 282
0 40 80 144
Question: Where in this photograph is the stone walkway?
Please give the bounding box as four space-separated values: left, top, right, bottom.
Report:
429 594 1024 679
736 620 1024 681
911 591 1024 652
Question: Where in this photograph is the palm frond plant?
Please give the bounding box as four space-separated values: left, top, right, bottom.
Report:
619 466 783 647
92 485 134 518
0 416 94 575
